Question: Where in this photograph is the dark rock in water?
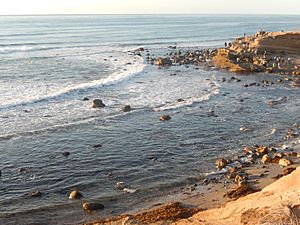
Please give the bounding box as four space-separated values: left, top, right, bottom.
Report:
30 190 42 197
83 97 89 101
115 181 126 190
267 97 287 106
122 105 131 112
18 167 29 173
248 83 257 87
83 202 104 211
62 151 70 157
221 77 226 82
69 190 83 199
160 115 171 121
147 156 158 161
92 144 102 148
92 99 105 108
156 57 172 66
0 169 2 177
177 98 184 102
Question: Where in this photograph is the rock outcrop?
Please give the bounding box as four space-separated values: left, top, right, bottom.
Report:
173 167 300 225
213 31 300 75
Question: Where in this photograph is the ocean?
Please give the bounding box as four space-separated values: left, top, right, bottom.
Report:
0 15 299 224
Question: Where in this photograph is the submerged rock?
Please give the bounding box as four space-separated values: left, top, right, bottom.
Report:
30 190 42 197
83 202 104 211
0 169 2 177
267 97 287 106
92 144 102 148
115 181 126 190
69 190 83 199
62 151 70 157
83 97 89 101
92 99 105 108
18 167 29 173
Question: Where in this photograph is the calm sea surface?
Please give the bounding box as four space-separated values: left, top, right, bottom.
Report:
0 15 299 224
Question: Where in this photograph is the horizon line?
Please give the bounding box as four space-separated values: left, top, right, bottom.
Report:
1 13 300 17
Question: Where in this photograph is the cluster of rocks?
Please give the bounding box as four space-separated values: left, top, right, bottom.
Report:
147 31 300 78
88 98 173 122
147 49 216 67
209 123 299 199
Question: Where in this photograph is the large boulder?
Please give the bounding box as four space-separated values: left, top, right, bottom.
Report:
122 105 131 112
156 57 173 66
278 158 293 167
92 99 105 108
83 202 104 211
261 154 272 164
69 190 83 199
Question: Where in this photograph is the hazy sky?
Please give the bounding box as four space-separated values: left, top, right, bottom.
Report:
1 0 300 15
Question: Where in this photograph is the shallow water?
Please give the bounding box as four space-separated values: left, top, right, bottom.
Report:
0 15 299 225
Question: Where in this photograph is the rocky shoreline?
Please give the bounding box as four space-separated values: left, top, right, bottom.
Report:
82 129 300 225
144 31 300 87
79 31 300 225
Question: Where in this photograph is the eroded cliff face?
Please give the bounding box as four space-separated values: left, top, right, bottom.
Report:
212 31 300 76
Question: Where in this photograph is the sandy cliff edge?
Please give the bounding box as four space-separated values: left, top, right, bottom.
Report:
173 166 300 225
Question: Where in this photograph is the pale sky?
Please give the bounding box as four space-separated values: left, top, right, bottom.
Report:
1 0 300 15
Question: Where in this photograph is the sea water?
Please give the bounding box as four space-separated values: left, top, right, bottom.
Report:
0 15 299 224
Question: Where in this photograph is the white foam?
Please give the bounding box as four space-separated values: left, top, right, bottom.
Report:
153 79 220 112
0 55 146 110
0 45 33 53
153 85 220 112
